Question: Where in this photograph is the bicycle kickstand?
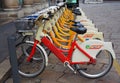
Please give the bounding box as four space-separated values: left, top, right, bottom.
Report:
64 61 77 74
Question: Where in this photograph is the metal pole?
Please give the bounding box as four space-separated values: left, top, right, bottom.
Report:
48 0 51 6
8 35 20 83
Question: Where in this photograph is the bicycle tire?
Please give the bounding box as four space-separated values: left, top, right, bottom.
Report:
75 50 113 79
16 42 46 77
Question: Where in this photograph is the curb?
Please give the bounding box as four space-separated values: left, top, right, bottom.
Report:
0 57 11 83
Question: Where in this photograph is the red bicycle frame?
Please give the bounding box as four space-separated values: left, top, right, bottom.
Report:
27 36 96 64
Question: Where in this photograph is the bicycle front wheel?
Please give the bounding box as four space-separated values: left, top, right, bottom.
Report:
16 42 46 78
75 50 113 79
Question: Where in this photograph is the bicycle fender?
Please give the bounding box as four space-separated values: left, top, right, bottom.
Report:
26 41 48 66
103 42 116 59
72 40 116 62
80 31 104 41
82 40 116 59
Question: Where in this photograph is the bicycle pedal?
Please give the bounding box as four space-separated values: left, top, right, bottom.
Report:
77 68 87 71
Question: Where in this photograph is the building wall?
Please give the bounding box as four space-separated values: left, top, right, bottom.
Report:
0 0 49 18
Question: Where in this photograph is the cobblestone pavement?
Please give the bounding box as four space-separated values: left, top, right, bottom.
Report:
5 2 120 83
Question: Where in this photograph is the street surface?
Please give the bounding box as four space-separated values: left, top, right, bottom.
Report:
5 1 120 83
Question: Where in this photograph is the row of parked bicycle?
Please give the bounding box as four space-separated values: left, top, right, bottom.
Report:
15 2 116 79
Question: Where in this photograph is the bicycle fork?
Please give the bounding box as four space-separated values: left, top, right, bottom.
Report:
27 40 39 62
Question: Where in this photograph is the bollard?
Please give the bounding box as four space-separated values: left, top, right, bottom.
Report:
8 35 20 83
48 0 51 6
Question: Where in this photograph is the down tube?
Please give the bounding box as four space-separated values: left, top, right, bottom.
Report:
41 37 67 62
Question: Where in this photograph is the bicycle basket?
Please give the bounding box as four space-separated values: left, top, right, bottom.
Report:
14 19 35 30
14 19 28 30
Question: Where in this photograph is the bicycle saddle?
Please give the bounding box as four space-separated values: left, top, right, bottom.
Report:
72 22 84 27
70 27 87 34
72 10 81 15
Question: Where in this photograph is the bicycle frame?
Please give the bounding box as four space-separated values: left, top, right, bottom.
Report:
27 35 96 65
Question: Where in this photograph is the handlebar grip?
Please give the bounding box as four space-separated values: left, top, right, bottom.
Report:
42 18 49 20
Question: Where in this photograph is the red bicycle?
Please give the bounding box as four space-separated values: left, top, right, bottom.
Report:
16 17 115 79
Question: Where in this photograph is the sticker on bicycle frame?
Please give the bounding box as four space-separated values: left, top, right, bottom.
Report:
86 44 103 49
83 34 94 38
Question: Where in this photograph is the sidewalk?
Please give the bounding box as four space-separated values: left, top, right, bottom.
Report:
4 1 120 83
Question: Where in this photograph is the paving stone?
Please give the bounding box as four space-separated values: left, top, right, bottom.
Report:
19 70 63 83
113 46 120 54
20 77 42 83
95 71 120 83
116 54 120 59
48 53 61 64
5 78 13 83
53 63 67 72
39 70 64 82
57 73 97 83
110 40 120 50
41 80 58 83
111 33 120 39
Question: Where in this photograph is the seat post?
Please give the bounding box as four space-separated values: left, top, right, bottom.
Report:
74 33 78 41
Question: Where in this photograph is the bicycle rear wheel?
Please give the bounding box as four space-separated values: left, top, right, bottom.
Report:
16 42 46 77
75 50 113 79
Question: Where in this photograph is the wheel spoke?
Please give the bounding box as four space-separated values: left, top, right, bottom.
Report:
16 42 46 77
